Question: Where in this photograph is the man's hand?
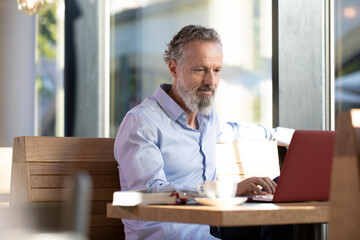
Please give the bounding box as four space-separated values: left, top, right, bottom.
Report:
236 177 277 196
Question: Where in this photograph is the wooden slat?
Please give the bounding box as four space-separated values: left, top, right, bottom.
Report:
89 226 125 240
91 201 113 215
215 140 280 181
216 174 274 182
31 201 114 215
28 162 118 175
30 175 120 188
90 214 123 227
216 163 280 175
216 140 279 164
30 188 119 202
22 136 115 163
9 137 29 205
12 137 26 163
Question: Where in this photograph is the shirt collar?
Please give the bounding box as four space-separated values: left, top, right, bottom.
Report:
152 83 185 121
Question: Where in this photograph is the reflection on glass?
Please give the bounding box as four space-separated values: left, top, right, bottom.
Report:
109 0 272 136
335 0 360 124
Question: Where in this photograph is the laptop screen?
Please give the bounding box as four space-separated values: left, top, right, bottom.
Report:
273 130 336 202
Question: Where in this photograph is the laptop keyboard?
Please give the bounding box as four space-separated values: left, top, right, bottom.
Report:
247 194 274 202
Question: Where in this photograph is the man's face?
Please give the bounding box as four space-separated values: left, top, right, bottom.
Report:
172 41 223 115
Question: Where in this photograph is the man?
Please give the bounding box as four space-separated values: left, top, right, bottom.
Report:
114 25 294 239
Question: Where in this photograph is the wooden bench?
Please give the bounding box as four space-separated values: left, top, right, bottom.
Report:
215 140 280 182
10 136 124 240
10 136 280 239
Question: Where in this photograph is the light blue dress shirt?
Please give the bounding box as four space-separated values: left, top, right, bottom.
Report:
114 84 294 240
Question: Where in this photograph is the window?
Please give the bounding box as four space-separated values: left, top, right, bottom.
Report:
109 0 273 137
334 0 360 124
35 0 65 136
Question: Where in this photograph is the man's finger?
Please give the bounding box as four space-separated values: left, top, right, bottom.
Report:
254 177 274 194
249 183 263 195
263 177 277 194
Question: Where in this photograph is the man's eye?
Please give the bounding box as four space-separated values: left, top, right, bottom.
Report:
195 69 205 72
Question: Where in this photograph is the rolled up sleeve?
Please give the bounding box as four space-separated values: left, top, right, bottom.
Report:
217 121 294 147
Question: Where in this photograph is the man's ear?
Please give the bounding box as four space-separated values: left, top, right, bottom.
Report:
168 59 178 79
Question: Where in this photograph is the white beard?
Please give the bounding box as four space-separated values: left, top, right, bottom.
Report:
175 76 216 115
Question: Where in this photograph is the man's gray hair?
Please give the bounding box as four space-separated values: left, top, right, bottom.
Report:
163 25 222 64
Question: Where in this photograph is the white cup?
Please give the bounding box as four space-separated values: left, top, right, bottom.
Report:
197 180 238 199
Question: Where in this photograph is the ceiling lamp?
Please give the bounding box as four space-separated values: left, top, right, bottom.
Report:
17 0 45 16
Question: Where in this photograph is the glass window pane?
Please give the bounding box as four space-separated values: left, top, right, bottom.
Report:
334 0 360 124
35 0 65 136
109 0 272 136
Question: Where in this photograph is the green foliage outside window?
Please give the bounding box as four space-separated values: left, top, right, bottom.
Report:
38 1 57 60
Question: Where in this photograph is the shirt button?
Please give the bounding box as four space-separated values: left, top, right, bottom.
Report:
183 115 186 118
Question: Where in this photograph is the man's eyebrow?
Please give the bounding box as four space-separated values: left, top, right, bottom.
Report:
191 65 222 70
191 65 207 69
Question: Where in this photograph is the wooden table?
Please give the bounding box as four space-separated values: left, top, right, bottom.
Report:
107 201 329 227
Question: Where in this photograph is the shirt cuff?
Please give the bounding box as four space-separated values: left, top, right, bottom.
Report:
274 127 295 147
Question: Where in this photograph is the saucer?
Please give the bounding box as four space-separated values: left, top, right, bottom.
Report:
194 197 247 207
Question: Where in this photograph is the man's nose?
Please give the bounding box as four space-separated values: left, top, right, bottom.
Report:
204 71 218 85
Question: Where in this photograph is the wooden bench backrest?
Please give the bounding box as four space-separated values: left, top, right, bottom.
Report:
10 136 124 240
215 140 280 182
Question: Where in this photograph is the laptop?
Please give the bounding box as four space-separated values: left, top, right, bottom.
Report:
248 130 336 203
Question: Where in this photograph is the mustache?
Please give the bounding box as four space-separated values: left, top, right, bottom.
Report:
196 85 216 92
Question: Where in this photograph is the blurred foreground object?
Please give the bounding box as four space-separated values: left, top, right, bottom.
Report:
1 172 91 240
330 109 360 239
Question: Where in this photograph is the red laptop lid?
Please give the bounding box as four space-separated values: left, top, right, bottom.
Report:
273 130 336 202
